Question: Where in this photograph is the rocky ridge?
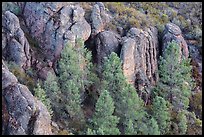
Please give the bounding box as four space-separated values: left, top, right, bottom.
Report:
2 2 202 135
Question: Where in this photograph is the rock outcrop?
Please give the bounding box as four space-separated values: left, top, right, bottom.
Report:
162 23 189 59
91 2 111 36
21 2 91 62
95 31 121 71
120 27 159 103
2 60 52 135
188 44 202 92
2 11 31 70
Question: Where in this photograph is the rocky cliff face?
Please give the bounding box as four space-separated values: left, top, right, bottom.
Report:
120 27 159 103
21 2 91 67
2 60 52 135
2 2 202 135
90 2 111 37
95 31 121 72
162 23 189 60
2 11 31 71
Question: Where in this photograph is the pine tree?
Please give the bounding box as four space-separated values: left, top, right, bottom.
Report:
147 117 161 135
123 85 149 135
43 72 60 112
158 41 192 111
58 41 85 123
152 96 170 134
87 90 120 135
157 41 194 134
57 39 96 131
178 111 188 135
34 83 53 116
124 119 136 135
44 72 59 95
101 52 149 135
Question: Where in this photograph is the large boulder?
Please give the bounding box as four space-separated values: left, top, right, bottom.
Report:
2 11 31 70
2 60 53 135
162 23 189 59
21 2 91 62
120 27 159 103
90 2 111 36
95 31 121 71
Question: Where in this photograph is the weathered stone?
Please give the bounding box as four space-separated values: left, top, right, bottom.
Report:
95 31 121 70
165 23 182 36
120 27 159 99
91 2 111 36
22 2 91 63
162 23 189 59
73 5 85 23
2 60 53 135
2 61 18 90
2 11 31 70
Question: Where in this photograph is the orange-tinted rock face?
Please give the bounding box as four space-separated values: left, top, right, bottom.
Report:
120 27 159 91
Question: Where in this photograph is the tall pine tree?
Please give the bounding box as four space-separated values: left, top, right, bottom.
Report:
152 96 170 134
157 41 194 134
87 90 120 135
101 52 152 135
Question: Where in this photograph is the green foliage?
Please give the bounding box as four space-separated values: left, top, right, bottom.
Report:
123 85 149 135
55 38 96 132
87 90 120 135
157 41 194 134
152 96 170 134
101 52 150 135
43 72 61 112
158 41 192 111
147 117 161 135
104 2 155 30
124 119 136 135
58 41 85 123
177 111 188 135
34 83 53 116
44 72 60 95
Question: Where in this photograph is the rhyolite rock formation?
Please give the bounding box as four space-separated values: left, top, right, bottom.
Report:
120 27 159 104
21 2 91 63
91 2 111 36
1 2 202 135
2 11 31 71
162 23 189 59
95 31 121 71
2 60 52 135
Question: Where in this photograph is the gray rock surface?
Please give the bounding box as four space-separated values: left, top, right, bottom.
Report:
95 31 121 71
2 11 31 70
120 27 159 102
162 23 189 59
2 60 53 135
91 2 111 36
22 2 91 62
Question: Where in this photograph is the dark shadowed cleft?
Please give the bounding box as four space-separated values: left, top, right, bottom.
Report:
27 109 40 135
